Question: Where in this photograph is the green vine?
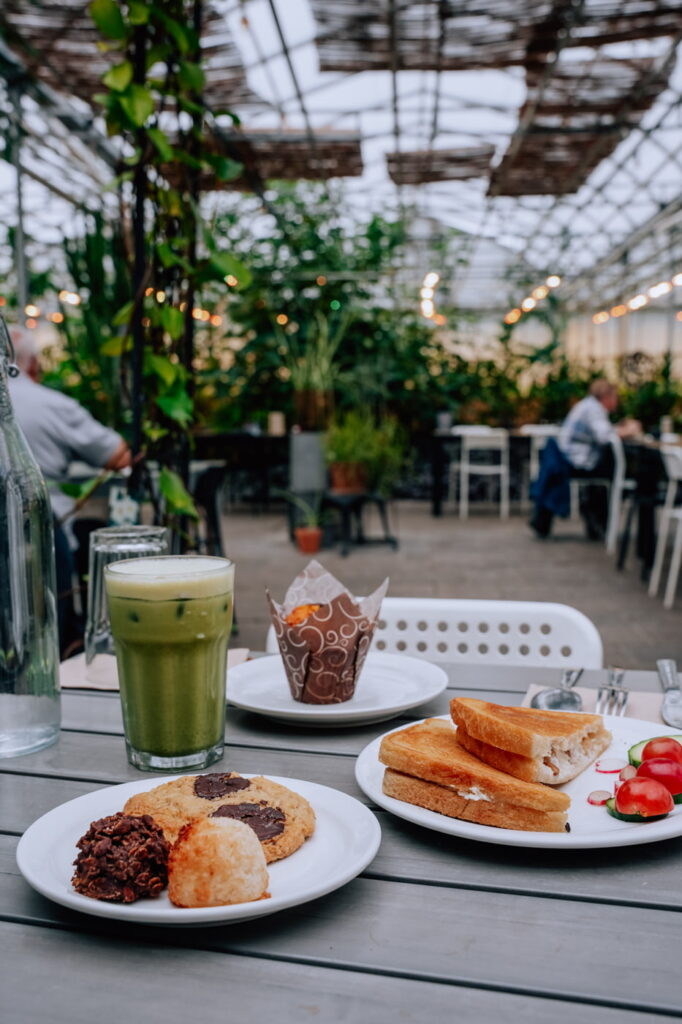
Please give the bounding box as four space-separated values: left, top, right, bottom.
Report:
89 0 251 527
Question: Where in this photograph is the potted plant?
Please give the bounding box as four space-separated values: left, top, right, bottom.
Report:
325 411 405 496
279 491 325 554
278 311 349 431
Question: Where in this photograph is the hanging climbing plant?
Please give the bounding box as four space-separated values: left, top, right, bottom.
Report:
89 0 251 526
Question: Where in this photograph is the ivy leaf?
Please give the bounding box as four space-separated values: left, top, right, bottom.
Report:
119 84 155 127
161 305 185 340
143 423 168 443
148 127 173 162
100 335 130 357
157 383 194 427
89 0 126 39
208 251 252 290
60 476 107 502
127 0 150 25
112 301 133 327
178 61 205 93
144 352 177 387
157 13 193 53
159 468 198 519
204 154 242 182
156 241 191 272
102 60 133 92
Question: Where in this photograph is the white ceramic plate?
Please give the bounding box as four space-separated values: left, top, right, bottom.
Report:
355 715 682 849
16 775 381 925
227 652 448 726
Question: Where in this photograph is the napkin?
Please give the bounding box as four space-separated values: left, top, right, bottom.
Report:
59 648 251 691
522 683 665 725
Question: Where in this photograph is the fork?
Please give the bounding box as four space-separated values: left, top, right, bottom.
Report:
595 667 629 717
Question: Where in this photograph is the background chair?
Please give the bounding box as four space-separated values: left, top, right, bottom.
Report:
266 596 603 669
519 423 561 511
448 426 510 520
648 446 682 608
570 436 634 552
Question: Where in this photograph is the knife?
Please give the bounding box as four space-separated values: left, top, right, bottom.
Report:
656 659 682 729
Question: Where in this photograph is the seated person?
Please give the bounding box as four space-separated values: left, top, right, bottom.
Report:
7 324 132 654
530 379 640 539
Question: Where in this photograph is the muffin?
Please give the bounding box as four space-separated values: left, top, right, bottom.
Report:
267 559 388 704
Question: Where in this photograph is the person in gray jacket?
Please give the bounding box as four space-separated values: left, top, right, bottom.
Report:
7 324 131 654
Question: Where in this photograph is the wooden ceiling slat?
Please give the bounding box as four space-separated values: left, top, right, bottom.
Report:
386 144 496 185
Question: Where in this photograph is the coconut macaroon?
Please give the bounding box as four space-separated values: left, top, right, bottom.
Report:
168 817 269 908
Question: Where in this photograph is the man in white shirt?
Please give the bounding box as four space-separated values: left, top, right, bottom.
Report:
531 379 639 539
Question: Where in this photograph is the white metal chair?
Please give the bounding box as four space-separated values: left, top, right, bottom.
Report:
648 446 682 608
448 426 510 519
571 436 635 552
266 597 603 669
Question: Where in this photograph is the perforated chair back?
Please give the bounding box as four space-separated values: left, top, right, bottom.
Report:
265 597 603 669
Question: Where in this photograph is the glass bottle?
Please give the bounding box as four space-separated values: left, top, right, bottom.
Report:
0 317 60 756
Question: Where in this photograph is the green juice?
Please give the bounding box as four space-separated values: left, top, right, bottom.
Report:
105 556 235 770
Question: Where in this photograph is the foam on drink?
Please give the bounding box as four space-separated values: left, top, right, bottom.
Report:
106 555 234 600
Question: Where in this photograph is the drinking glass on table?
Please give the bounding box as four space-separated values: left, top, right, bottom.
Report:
104 555 235 772
85 525 169 686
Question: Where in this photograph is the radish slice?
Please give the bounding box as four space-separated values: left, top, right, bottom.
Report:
595 758 627 774
619 764 637 781
587 790 611 806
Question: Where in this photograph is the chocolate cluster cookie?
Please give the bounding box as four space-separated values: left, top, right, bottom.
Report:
72 812 169 903
123 771 315 862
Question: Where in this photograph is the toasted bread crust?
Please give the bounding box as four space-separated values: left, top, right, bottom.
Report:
450 697 608 759
378 718 569 811
382 769 568 833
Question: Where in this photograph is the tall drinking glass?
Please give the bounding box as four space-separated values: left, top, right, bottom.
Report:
85 526 168 686
104 555 235 772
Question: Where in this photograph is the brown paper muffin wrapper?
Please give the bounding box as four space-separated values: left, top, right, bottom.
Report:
267 560 389 704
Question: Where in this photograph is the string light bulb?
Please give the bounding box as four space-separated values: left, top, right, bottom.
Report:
521 297 536 312
545 275 561 288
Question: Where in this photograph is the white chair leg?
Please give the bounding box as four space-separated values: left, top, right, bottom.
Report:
500 469 510 519
663 518 682 609
460 466 468 520
649 510 671 597
606 485 620 554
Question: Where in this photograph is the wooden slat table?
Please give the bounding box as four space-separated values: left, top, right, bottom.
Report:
2 664 678 1024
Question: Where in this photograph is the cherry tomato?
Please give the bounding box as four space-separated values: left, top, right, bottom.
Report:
640 737 682 765
636 757 682 796
615 777 673 818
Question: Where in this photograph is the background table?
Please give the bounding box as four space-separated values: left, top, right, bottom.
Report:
2 663 679 1024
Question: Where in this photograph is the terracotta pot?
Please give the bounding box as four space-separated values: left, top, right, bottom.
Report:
293 389 334 431
329 461 368 495
294 525 323 554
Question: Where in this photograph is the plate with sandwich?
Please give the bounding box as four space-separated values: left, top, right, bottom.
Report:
355 697 682 848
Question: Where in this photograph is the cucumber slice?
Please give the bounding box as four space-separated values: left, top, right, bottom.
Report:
628 734 682 767
605 798 670 823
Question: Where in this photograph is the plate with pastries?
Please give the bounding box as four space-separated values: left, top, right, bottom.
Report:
16 771 381 925
355 698 682 849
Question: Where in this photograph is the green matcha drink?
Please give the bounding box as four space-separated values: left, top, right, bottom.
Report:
105 555 235 771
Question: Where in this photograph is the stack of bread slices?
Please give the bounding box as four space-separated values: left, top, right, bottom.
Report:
380 698 612 833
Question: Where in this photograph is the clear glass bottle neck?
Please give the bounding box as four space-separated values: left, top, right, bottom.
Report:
0 354 13 421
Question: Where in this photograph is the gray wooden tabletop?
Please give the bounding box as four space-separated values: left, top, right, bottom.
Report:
2 663 679 1024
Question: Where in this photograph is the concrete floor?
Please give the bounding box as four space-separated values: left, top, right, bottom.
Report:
224 500 682 670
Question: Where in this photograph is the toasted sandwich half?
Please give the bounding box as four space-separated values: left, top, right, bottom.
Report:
379 718 570 833
450 697 612 786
